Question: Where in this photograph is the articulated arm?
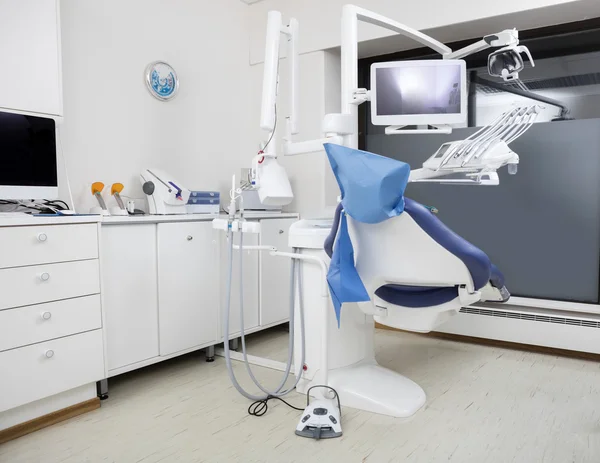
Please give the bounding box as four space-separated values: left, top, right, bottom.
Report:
445 29 519 59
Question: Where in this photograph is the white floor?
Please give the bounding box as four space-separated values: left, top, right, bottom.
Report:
2 327 600 463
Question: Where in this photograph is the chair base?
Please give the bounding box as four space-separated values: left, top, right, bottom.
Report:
326 361 426 418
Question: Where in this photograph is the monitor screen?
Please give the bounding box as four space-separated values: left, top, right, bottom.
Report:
375 64 462 116
0 111 57 188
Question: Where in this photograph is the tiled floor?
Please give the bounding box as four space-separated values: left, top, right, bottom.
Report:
2 327 600 462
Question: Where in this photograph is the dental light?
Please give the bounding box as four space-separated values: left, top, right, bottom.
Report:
488 44 535 82
445 28 535 82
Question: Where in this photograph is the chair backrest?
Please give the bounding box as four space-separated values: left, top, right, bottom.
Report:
348 210 474 293
326 197 493 294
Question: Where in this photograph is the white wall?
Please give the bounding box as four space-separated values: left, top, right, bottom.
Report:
59 0 253 213
248 0 600 64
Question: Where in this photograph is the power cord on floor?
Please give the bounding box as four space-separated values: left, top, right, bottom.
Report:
248 395 305 417
247 385 341 419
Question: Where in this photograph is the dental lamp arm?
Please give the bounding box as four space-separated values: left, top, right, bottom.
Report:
350 6 451 55
260 11 299 157
260 11 337 158
444 29 519 59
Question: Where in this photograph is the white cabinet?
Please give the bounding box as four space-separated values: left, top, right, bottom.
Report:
0 218 103 428
0 330 104 413
0 223 98 269
0 295 101 353
259 218 297 326
220 231 260 336
0 260 100 310
0 0 62 116
157 222 219 356
100 215 297 377
101 225 159 372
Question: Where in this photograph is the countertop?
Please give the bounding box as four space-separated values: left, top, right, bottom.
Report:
0 212 299 227
0 214 102 227
101 211 299 225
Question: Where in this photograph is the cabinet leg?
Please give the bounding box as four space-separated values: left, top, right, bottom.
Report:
97 379 109 400
205 345 215 362
229 338 240 351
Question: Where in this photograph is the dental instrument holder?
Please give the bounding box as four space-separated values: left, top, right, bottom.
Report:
140 169 191 215
109 183 129 216
413 104 541 183
90 182 110 216
213 174 333 410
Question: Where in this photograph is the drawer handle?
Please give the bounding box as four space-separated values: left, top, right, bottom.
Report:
41 311 52 321
187 235 193 241
45 350 54 359
37 233 48 242
39 272 50 282
279 230 284 234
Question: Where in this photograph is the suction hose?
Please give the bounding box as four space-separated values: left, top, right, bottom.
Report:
222 228 306 400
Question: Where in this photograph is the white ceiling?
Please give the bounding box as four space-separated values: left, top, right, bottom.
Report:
239 0 266 4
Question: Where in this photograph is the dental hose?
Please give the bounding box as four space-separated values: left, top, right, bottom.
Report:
222 227 306 408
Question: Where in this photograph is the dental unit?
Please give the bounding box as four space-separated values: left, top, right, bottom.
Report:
213 3 537 433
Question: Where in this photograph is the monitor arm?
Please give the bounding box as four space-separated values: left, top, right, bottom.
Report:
340 4 526 148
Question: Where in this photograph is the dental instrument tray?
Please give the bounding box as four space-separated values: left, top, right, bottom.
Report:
187 191 220 214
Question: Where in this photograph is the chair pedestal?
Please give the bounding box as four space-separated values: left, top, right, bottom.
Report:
328 361 426 418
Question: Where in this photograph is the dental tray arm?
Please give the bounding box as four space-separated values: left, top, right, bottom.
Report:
410 105 542 184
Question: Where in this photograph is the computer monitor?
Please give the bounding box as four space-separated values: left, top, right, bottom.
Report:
0 111 58 200
370 60 467 127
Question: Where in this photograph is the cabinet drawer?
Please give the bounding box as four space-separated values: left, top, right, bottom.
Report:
0 260 100 310
0 330 104 413
0 295 101 352
0 224 98 269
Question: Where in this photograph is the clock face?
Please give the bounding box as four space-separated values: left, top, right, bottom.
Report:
145 61 179 101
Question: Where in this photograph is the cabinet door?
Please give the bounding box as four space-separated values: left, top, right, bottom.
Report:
101 225 159 372
220 231 259 336
157 222 219 356
259 218 297 326
0 0 62 115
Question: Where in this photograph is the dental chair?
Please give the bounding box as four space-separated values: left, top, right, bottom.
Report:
290 143 514 418
326 199 510 334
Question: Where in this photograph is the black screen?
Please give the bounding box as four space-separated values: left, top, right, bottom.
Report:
0 111 58 187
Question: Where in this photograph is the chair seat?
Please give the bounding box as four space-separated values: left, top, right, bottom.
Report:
375 263 506 308
375 285 458 308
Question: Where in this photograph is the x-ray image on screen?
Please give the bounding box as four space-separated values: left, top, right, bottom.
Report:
375 64 462 116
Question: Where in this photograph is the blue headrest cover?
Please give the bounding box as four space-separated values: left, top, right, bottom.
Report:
324 143 410 224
